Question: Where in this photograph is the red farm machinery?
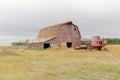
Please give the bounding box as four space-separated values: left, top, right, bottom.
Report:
74 36 107 51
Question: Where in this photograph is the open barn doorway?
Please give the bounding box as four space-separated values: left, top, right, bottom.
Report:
44 43 50 49
66 42 72 48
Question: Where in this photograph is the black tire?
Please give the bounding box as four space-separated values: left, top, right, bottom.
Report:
97 46 102 50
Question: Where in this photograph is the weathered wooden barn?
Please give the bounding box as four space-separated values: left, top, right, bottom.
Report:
27 21 81 49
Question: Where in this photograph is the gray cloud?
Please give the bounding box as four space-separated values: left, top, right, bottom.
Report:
0 0 120 43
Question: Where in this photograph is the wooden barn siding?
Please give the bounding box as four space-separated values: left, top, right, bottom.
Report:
72 25 81 47
26 43 43 48
58 24 81 47
44 37 60 48
58 24 72 42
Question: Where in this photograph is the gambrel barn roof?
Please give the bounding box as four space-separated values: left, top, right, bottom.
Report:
29 21 77 43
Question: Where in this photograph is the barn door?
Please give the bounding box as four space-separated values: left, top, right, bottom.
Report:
44 43 50 49
66 42 72 48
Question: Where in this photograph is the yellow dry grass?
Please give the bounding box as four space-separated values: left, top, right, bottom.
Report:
0 45 120 80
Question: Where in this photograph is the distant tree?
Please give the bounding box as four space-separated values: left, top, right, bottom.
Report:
104 38 120 44
11 39 29 46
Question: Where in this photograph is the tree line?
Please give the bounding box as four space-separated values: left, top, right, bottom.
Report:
11 39 29 46
104 38 120 44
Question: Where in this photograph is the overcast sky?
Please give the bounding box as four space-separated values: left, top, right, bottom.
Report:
0 0 120 44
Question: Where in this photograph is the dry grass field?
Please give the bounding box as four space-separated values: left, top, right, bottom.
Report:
0 45 120 80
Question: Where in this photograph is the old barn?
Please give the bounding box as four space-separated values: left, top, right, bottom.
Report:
27 21 81 49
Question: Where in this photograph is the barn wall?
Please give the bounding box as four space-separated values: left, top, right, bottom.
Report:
72 25 81 47
26 43 43 48
58 24 72 42
57 23 81 48
44 37 60 48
